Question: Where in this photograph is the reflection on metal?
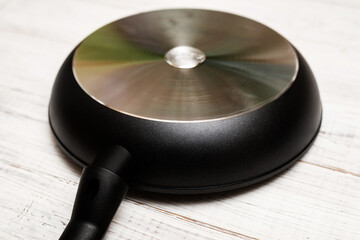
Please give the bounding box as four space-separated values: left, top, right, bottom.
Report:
73 9 298 122
165 46 206 69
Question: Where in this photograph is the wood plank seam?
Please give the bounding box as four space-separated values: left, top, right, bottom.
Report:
128 199 259 240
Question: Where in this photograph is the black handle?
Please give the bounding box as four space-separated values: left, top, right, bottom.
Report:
60 145 131 240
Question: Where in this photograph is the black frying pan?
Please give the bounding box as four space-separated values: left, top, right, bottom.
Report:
49 9 322 240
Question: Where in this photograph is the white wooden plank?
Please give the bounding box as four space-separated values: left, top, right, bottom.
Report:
128 162 360 240
0 0 359 239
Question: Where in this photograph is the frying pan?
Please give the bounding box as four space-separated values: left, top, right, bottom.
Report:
49 9 322 240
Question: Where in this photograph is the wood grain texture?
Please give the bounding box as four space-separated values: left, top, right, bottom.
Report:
0 0 359 239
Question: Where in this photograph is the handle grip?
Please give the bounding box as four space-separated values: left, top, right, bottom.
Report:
60 146 131 240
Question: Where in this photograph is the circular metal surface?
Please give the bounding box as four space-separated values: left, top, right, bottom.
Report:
73 9 298 122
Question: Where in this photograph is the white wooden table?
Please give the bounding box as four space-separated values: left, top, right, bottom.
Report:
0 0 359 239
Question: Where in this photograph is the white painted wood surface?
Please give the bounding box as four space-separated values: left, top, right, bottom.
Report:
0 0 359 239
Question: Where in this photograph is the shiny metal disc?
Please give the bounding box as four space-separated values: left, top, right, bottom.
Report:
73 9 298 122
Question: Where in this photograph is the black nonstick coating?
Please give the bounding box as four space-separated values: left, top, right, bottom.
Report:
49 48 321 194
